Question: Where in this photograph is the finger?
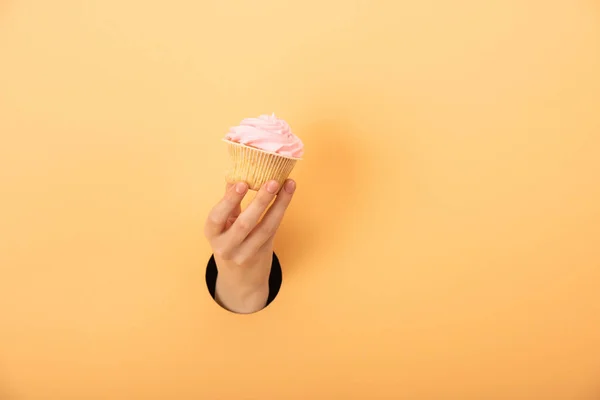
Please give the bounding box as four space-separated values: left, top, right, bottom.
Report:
224 180 280 246
225 182 242 218
239 179 295 254
204 182 248 239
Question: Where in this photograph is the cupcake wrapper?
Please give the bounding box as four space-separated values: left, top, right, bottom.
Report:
225 141 298 191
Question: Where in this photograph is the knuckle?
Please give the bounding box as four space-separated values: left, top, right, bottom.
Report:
220 193 240 210
233 254 248 266
256 192 274 207
213 246 233 260
235 218 252 232
207 213 222 227
261 223 277 237
224 193 237 204
219 200 234 213
275 194 292 208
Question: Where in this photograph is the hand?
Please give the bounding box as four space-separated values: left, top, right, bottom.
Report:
204 179 296 313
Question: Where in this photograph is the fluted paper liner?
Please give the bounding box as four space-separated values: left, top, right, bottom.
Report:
225 140 299 191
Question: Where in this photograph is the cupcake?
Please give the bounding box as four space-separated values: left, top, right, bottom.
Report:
223 113 303 191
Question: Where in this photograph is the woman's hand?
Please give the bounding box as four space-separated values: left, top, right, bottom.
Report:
204 179 296 313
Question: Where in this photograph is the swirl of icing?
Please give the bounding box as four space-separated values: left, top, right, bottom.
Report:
225 113 304 158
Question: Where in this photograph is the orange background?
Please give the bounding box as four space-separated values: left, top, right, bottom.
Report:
1 1 600 399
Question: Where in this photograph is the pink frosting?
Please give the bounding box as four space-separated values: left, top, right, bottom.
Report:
225 113 304 158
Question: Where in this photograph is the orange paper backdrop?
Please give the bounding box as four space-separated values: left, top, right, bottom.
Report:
1 1 600 399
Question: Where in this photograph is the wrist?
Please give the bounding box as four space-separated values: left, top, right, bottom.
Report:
215 275 270 314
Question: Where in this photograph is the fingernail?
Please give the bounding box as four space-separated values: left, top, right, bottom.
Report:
266 181 279 194
285 180 296 193
235 182 247 194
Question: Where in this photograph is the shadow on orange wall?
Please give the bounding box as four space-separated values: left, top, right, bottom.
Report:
272 84 421 279
275 118 363 276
